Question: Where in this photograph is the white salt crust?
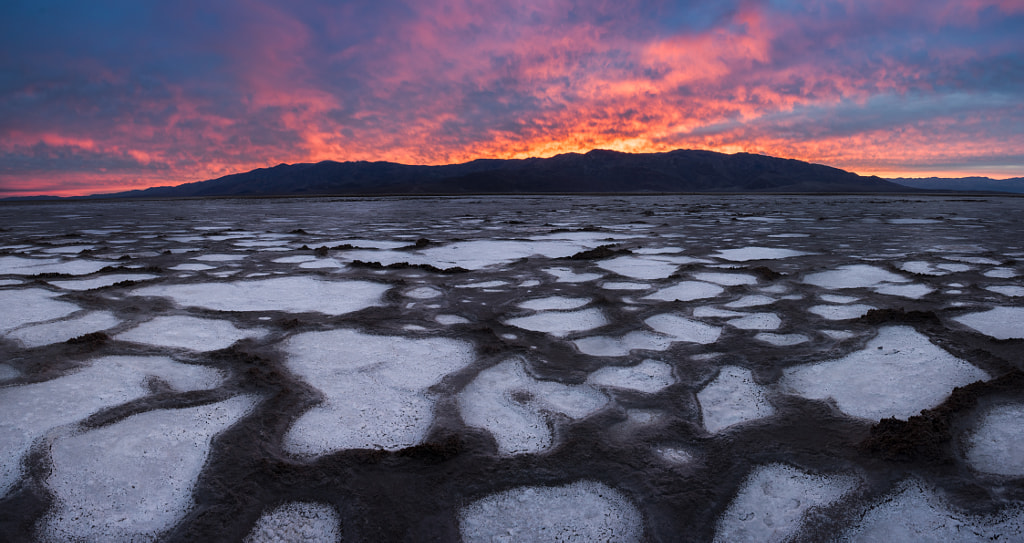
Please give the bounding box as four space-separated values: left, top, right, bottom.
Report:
283 330 474 455
8 311 120 348
596 256 691 280
953 306 1024 339
132 277 389 315
755 333 810 346
518 296 590 311
455 280 508 289
820 294 860 304
782 326 989 420
459 481 643 543
714 247 808 261
809 304 875 320
436 314 470 325
574 314 722 357
986 285 1024 297
40 395 259 543
192 253 246 261
0 364 19 381
458 358 608 455
504 308 608 337
543 267 603 282
693 272 759 286
0 356 224 497
725 295 775 308
803 264 909 289
714 464 859 543
875 283 934 299
838 479 1024 542
49 274 158 290
984 267 1018 278
587 360 675 393
405 286 441 299
693 307 744 318
169 263 215 271
964 403 1024 476
655 446 695 465
116 316 265 351
728 313 781 330
245 502 342 543
698 366 775 433
0 288 80 332
643 281 724 302
0 255 113 276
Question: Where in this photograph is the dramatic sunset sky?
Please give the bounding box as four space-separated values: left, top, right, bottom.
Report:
2 0 1022 197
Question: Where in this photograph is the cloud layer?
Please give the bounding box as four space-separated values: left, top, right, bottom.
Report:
1 0 1022 196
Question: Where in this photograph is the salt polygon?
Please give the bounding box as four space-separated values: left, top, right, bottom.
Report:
698 366 775 433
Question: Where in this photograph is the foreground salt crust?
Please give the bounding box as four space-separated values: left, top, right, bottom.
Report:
698 366 775 433
40 395 259 542
0 356 224 496
574 314 722 357
504 307 608 337
596 255 681 280
0 255 112 276
714 247 808 261
964 403 1024 476
7 311 120 348
459 481 643 542
803 264 909 290
0 288 80 332
587 359 675 393
714 464 859 543
246 502 341 543
49 273 158 290
458 358 608 455
132 277 389 315
809 304 875 320
283 330 474 455
838 479 1024 541
781 326 989 420
116 316 266 351
643 281 724 302
952 306 1024 340
518 296 590 311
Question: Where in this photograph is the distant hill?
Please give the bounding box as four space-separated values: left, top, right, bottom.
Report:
6 149 918 200
888 177 1024 194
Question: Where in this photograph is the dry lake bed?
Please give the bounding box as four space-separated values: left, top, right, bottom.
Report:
1 194 1023 542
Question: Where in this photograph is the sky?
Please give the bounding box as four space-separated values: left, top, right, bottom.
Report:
1 0 1023 197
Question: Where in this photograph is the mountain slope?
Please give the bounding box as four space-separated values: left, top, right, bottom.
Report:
888 177 1024 194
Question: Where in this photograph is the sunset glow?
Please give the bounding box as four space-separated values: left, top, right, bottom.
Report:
1 0 1022 197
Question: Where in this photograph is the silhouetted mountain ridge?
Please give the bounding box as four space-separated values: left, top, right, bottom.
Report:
7 149 923 200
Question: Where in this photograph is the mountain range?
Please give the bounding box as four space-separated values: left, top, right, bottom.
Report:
5 149 1022 200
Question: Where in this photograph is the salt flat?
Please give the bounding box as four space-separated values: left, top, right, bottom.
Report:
0 194 1022 541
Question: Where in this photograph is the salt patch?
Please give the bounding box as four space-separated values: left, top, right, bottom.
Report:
0 279 22 287
634 246 684 254
729 313 781 330
693 272 758 286
455 280 507 289
436 314 470 325
587 359 675 393
714 464 859 543
889 218 941 224
169 263 215 271
597 256 679 280
0 356 223 497
874 283 934 299
984 267 1018 278
953 306 1024 339
132 277 389 315
192 254 246 261
602 281 651 290
946 255 1001 265
518 279 540 287
823 330 855 340
646 313 723 344
116 316 265 351
298 259 344 269
656 446 695 464
0 289 79 332
573 331 675 357
803 264 909 289
272 255 316 264
419 239 607 270
405 286 441 299
964 403 1024 476
40 395 259 542
504 308 607 337
938 262 971 273
901 261 945 276
725 295 775 308
755 333 809 346
282 330 474 455
543 267 602 283
458 358 608 455
643 281 724 302
331 238 408 250
518 296 589 311
0 256 112 276
245 502 341 543
49 274 158 290
7 311 120 348
781 326 989 420
459 481 643 543
714 247 807 261
839 479 1024 541
693 307 744 318
0 364 21 381
809 304 875 320
986 285 1024 297
820 294 860 304
698 366 774 433
42 245 95 254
